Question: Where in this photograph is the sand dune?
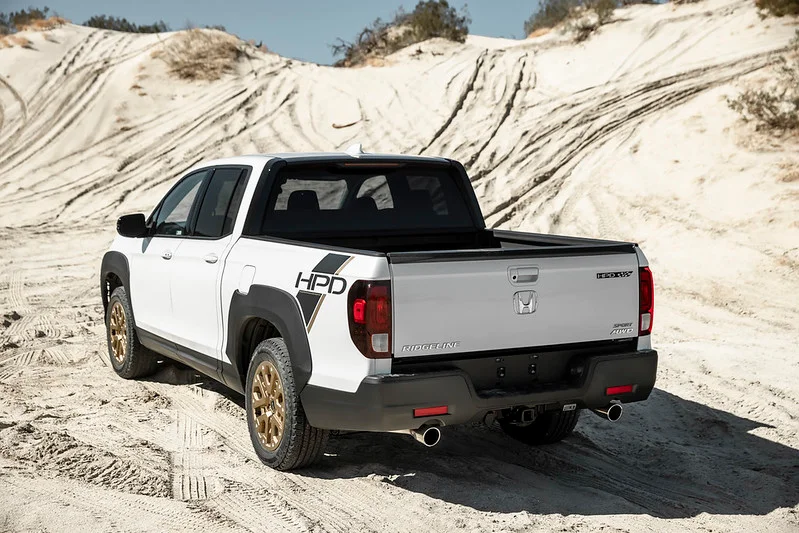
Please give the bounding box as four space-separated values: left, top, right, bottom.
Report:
0 0 798 531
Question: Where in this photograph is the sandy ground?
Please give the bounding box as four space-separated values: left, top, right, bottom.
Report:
0 0 798 531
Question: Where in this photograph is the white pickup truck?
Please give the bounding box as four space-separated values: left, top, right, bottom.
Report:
101 148 657 471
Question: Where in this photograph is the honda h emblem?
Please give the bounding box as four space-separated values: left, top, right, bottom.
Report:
513 290 537 315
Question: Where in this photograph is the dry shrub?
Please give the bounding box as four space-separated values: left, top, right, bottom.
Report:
524 0 577 35
247 38 269 53
588 0 616 24
568 14 601 42
332 0 469 67
160 29 244 81
728 32 799 132
0 34 33 48
17 15 67 31
527 27 552 38
11 35 32 48
0 6 53 34
525 0 616 43
755 0 799 17
779 161 799 182
84 15 169 33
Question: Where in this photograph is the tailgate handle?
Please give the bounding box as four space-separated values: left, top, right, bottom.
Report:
508 266 539 285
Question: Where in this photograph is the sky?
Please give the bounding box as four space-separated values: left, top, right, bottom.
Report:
2 0 540 64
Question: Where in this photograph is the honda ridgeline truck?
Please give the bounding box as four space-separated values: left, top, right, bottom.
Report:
100 147 657 470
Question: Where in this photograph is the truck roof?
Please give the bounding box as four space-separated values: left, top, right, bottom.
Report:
193 147 450 171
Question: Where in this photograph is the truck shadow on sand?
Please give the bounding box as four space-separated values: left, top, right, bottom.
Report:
308 388 799 518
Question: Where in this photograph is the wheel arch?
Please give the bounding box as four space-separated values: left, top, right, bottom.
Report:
101 251 130 313
225 285 312 395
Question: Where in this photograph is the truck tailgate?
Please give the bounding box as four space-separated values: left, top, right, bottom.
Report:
389 251 640 358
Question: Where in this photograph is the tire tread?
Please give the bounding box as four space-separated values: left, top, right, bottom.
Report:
106 287 159 379
246 338 328 471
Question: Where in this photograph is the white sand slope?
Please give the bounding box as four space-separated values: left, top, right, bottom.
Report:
0 0 798 531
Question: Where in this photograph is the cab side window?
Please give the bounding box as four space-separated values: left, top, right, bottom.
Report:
153 170 210 236
193 167 248 238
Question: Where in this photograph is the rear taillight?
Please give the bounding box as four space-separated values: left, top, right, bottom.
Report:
639 266 654 335
347 280 392 358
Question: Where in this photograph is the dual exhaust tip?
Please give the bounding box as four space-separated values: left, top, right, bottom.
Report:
396 403 622 447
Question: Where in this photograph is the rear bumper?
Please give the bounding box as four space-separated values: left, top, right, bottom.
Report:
301 349 658 431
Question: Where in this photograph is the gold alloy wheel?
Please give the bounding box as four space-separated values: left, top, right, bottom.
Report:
252 361 286 451
108 301 127 364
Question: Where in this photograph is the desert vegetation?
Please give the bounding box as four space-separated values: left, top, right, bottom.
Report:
728 32 799 132
331 0 470 67
83 15 169 33
0 6 66 48
157 29 245 81
524 0 619 42
1 6 49 33
755 0 799 16
524 0 666 42
0 6 66 34
524 0 578 35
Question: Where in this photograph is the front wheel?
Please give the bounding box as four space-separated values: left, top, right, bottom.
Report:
105 286 159 379
500 409 581 445
245 338 329 471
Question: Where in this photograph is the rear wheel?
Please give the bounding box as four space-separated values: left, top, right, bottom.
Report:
105 287 159 379
500 409 581 445
245 338 329 471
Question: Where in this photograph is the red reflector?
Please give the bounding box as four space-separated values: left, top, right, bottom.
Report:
606 385 634 395
352 299 366 324
413 406 448 417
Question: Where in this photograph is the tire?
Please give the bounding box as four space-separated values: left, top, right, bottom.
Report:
245 338 329 471
500 409 581 445
105 286 159 379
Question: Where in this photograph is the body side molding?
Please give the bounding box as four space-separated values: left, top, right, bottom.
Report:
137 327 223 382
225 285 313 395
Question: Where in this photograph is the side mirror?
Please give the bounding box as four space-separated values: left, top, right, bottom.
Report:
117 214 148 238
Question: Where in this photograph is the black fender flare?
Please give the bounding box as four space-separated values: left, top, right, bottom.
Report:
225 285 312 395
100 251 131 312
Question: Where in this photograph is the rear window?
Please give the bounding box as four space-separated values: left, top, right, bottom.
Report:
259 165 475 235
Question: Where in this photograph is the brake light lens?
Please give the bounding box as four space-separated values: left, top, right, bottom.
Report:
348 280 392 358
352 299 366 324
639 266 654 335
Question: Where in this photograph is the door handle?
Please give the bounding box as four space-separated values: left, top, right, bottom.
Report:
161 250 173 260
204 254 219 264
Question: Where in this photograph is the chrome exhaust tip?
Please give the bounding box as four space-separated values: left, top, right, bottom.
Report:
411 425 441 447
592 401 623 422
391 424 442 447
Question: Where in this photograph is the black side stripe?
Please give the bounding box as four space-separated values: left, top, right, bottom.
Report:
296 253 354 331
313 253 351 274
296 291 322 326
